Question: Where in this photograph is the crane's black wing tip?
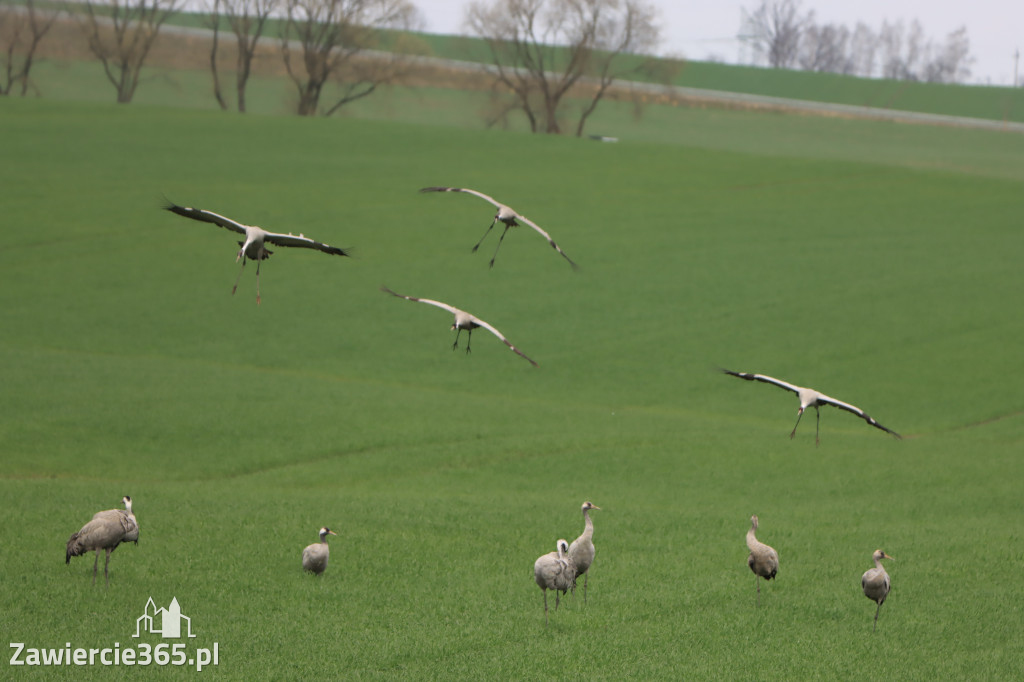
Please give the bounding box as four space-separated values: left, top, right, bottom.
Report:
162 200 191 217
419 186 449 194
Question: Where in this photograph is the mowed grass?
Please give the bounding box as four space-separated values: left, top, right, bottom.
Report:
1 97 1022 679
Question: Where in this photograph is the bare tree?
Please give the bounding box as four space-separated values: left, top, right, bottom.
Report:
848 22 877 78
903 19 925 80
466 0 660 136
573 0 659 137
741 0 810 69
206 0 229 109
878 20 903 79
205 0 278 112
280 0 419 117
922 26 972 83
73 0 182 103
798 23 850 74
1 0 59 95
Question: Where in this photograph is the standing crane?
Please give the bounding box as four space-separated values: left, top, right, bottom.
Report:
533 539 576 626
381 286 538 366
66 496 139 586
163 202 351 304
862 549 895 631
567 501 600 602
302 527 338 575
419 186 578 270
721 370 901 444
746 514 778 605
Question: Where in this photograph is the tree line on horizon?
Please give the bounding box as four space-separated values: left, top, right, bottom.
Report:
1 0 983 133
740 0 973 84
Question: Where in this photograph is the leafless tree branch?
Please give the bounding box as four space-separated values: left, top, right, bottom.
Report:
280 0 420 116
1 0 59 96
71 0 181 103
466 0 659 136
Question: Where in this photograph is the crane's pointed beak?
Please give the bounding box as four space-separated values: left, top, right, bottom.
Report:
328 530 338 536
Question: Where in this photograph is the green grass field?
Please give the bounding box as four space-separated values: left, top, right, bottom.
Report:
1 95 1022 679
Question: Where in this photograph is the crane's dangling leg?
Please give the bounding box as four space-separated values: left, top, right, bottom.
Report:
232 256 247 297
489 226 512 268
451 327 462 351
471 218 498 253
815 406 821 446
255 259 262 306
790 408 805 439
465 329 473 355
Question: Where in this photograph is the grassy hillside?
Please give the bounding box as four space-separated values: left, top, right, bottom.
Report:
1 96 1022 679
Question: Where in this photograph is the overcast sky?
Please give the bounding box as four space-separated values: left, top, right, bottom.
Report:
413 0 1023 86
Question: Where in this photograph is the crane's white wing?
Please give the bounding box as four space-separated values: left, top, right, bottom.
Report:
467 315 538 367
164 203 248 235
816 393 901 438
722 370 802 395
515 214 578 270
419 186 502 209
381 286 461 316
263 231 351 257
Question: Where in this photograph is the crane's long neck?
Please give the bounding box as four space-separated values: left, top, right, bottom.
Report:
582 509 594 541
874 557 885 571
746 525 760 551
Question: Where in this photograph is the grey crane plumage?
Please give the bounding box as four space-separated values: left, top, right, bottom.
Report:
746 514 778 605
533 539 576 626
66 496 139 586
862 549 895 631
302 527 338 575
721 370 901 445
567 501 600 602
419 186 578 270
381 286 538 366
163 202 351 304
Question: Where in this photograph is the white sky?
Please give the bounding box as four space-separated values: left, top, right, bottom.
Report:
414 0 1023 86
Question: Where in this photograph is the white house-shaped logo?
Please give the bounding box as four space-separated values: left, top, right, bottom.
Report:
133 597 196 639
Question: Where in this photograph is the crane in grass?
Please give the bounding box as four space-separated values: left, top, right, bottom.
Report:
534 539 576 626
567 501 600 602
721 370 901 444
746 514 778 605
163 202 351 304
862 549 895 631
66 496 139 586
380 286 538 366
419 186 578 270
302 527 338 575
